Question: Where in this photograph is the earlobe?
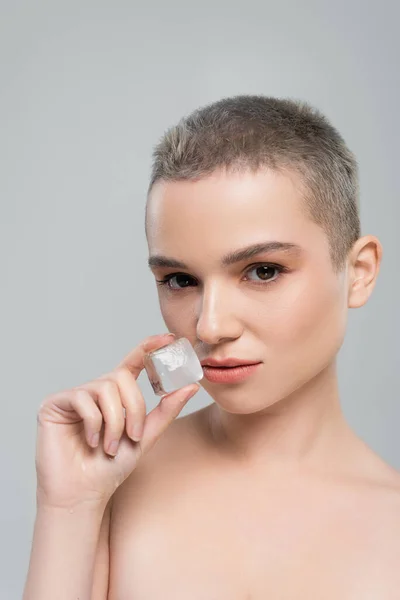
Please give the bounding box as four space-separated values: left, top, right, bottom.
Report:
347 235 383 309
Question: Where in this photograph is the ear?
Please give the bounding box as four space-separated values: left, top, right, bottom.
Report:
347 235 383 309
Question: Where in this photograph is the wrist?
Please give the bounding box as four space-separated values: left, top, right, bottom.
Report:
36 493 109 516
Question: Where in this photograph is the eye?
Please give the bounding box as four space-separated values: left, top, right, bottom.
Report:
155 263 287 290
244 264 284 284
156 273 195 290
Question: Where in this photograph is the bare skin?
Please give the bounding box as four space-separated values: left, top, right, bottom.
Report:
23 333 200 600
108 405 400 599
24 167 400 599
105 167 400 599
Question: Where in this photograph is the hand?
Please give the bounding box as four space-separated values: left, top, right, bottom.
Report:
35 333 200 511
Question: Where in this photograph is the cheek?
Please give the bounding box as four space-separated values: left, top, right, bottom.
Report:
268 278 347 359
159 297 174 326
158 295 191 333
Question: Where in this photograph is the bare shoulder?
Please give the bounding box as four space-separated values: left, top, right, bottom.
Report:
359 456 400 585
110 404 211 520
369 464 400 526
349 439 400 543
106 406 215 598
351 436 400 499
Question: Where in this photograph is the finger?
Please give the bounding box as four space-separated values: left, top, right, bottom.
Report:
44 389 104 449
140 383 200 455
105 367 146 443
78 379 125 456
116 333 176 379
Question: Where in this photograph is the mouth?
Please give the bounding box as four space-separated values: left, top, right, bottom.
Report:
202 362 262 383
200 357 262 368
204 364 259 368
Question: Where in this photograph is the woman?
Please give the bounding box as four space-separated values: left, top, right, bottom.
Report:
23 95 400 599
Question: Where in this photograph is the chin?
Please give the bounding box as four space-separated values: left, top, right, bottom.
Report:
201 384 280 415
200 372 316 415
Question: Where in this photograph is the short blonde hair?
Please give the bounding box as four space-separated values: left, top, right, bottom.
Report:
146 95 361 273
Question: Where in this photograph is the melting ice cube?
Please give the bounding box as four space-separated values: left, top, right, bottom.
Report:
144 337 204 396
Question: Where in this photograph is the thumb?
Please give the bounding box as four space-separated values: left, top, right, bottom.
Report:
160 382 200 406
139 383 200 455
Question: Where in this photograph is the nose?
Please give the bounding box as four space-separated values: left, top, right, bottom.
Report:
195 281 242 346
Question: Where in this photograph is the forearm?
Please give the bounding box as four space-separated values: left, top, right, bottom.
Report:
23 502 105 600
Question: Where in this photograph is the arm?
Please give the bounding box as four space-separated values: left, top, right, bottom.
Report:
23 497 113 600
91 495 113 599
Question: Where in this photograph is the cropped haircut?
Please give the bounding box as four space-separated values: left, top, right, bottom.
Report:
146 95 361 273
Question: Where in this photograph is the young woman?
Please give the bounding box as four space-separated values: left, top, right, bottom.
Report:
23 95 400 599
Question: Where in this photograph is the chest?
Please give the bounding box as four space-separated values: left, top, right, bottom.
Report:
108 489 396 600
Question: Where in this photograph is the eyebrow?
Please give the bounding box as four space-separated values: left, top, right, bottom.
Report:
147 241 303 270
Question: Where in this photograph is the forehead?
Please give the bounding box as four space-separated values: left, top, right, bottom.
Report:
146 168 328 261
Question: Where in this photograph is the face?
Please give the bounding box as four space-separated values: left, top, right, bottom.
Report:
146 168 349 414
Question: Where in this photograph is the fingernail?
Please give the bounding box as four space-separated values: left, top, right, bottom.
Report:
91 432 99 447
182 385 199 402
108 440 119 455
131 424 143 441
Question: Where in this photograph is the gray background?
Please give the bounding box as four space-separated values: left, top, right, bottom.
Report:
1 1 399 597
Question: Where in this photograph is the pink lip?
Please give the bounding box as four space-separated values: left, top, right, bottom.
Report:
200 357 261 368
202 363 261 384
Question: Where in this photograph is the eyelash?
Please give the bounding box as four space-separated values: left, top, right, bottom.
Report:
155 263 289 291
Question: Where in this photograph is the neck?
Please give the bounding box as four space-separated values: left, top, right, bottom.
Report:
207 360 355 476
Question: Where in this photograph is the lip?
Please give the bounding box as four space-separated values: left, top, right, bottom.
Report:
202 362 261 384
200 357 261 368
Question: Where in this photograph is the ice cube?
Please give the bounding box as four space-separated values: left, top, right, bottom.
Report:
144 337 204 396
